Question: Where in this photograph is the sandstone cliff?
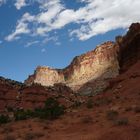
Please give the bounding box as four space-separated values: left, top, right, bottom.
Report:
25 41 119 93
25 23 140 95
25 66 64 87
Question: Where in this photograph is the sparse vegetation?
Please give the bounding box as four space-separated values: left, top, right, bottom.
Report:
14 110 26 121
106 110 119 120
0 115 10 124
72 100 82 108
0 97 65 124
114 118 129 126
38 97 65 120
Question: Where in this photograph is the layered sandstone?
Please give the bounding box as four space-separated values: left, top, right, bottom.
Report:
25 23 140 95
25 42 119 93
25 66 64 86
64 42 119 91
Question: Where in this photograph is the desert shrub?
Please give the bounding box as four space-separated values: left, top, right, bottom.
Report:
34 97 65 120
72 101 82 108
14 110 27 121
0 115 10 124
25 109 34 118
14 110 28 121
2 98 65 122
86 99 93 109
106 110 119 120
14 109 35 121
43 97 65 120
114 118 129 126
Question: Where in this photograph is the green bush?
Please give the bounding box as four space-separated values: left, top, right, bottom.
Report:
0 97 65 123
14 110 27 121
43 97 65 120
14 109 34 121
34 97 65 120
0 115 10 124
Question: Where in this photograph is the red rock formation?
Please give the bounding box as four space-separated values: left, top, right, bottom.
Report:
118 23 140 72
25 41 119 93
0 77 80 112
25 23 140 95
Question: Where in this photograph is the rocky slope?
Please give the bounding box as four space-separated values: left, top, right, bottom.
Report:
0 54 140 140
0 23 140 140
0 77 81 112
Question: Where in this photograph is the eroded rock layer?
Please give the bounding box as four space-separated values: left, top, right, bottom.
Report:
25 23 140 95
25 42 119 92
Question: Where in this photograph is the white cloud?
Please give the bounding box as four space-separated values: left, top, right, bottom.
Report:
5 21 30 41
42 36 58 44
25 40 39 47
70 0 140 40
15 0 26 10
5 13 34 41
5 0 140 41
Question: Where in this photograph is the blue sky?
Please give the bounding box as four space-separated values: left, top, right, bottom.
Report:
0 0 140 82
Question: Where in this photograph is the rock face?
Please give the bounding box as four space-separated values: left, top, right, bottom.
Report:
117 23 140 72
63 42 119 91
25 41 119 94
25 66 64 87
25 23 140 95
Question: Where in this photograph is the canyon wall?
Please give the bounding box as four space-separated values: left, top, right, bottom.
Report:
63 42 119 91
25 42 119 93
25 66 64 86
25 23 140 95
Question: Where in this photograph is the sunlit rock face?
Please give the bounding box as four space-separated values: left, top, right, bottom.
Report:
25 23 140 95
64 41 119 91
25 42 119 93
25 66 65 86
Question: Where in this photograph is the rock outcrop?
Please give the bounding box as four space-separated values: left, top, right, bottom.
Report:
25 66 64 86
25 42 119 93
25 23 140 95
117 23 140 72
0 77 80 111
